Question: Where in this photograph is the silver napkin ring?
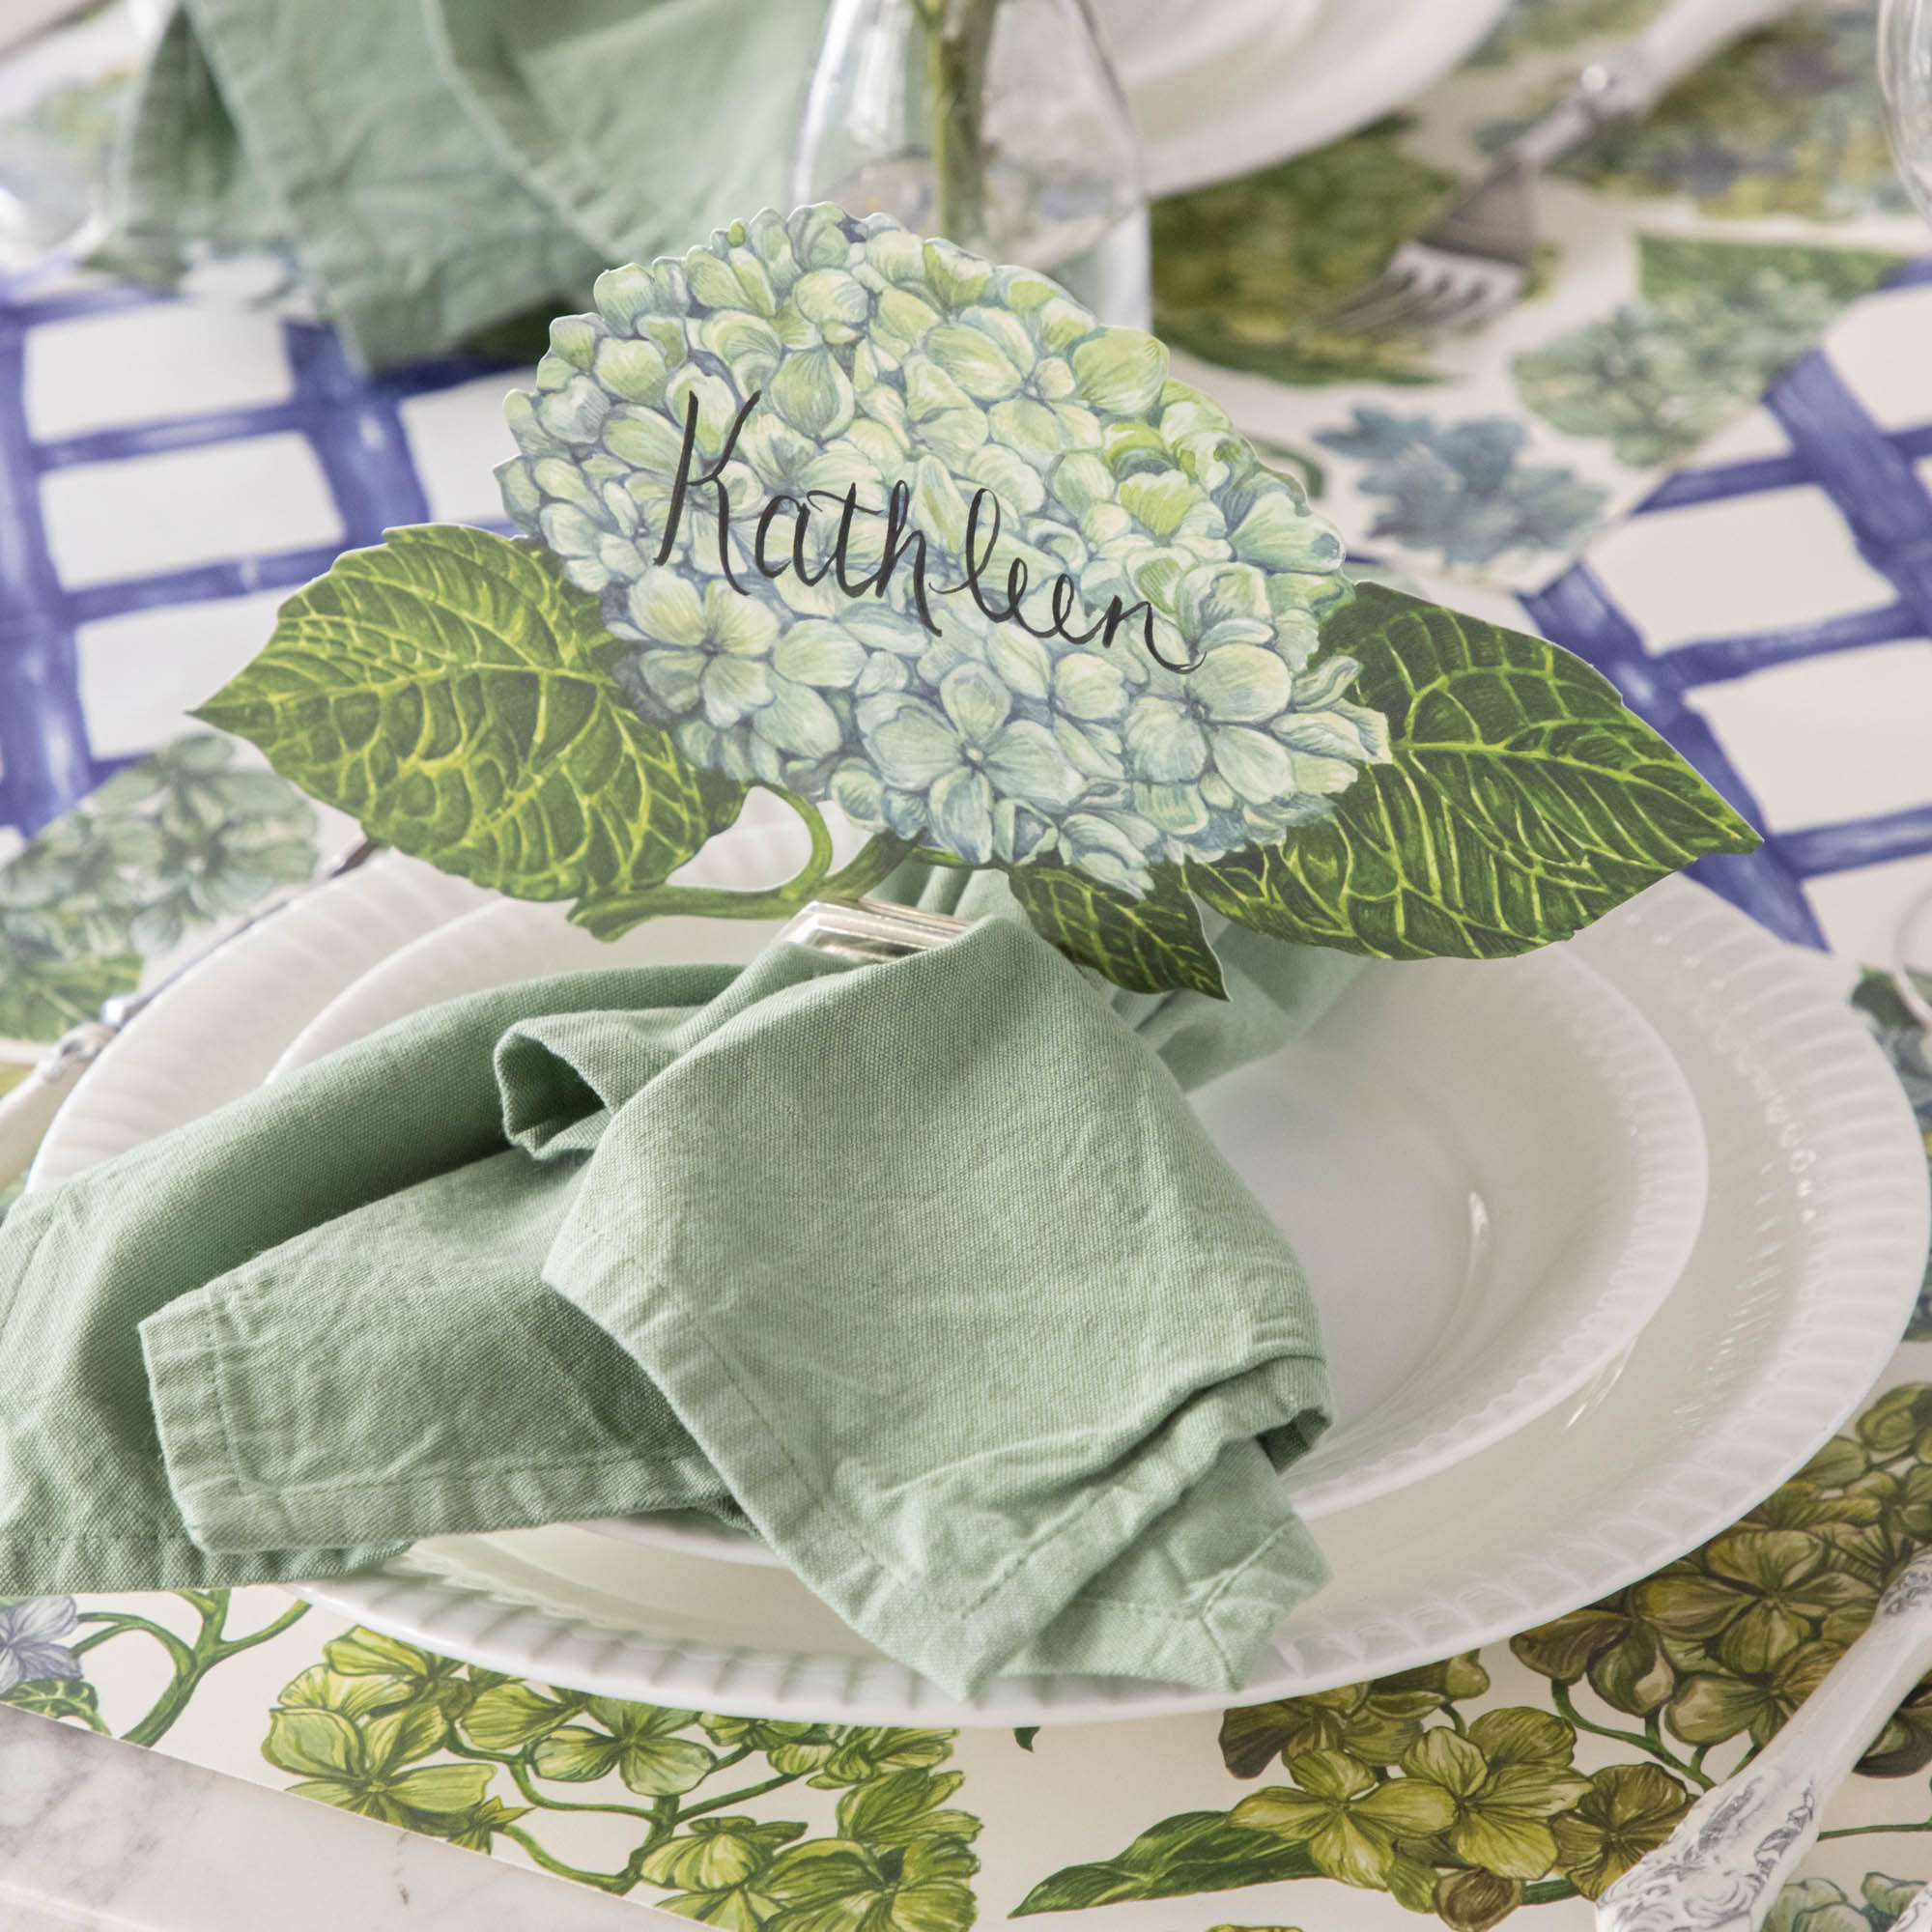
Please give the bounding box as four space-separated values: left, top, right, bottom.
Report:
775 897 971 964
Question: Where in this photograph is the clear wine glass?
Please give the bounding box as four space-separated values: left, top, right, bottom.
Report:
1882 0 1932 223
0 0 166 289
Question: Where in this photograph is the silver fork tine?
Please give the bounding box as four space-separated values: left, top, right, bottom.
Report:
1330 263 1500 340
1319 272 1425 335
1421 277 1510 331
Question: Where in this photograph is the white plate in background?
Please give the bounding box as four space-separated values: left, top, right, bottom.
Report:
1111 0 1512 196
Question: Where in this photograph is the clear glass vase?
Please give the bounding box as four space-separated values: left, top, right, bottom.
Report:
1882 0 1932 229
789 0 1151 327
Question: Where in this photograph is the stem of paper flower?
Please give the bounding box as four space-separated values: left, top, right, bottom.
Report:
570 824 910 936
774 785 836 886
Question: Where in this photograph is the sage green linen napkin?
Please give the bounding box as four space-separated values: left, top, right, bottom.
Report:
111 0 827 368
0 901 1351 1696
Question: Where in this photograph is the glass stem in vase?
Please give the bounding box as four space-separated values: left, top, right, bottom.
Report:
917 0 997 244
791 0 1151 327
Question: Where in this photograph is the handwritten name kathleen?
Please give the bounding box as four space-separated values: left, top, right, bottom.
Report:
650 391 1201 673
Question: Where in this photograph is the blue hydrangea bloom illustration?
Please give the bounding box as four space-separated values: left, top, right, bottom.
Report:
1316 409 1606 569
0 1597 82 1691
500 207 1392 896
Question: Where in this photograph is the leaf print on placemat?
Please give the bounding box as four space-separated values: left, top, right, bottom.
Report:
1150 118 1456 387
1776 1874 1932 1932
251 1635 986 1921
1012 1350 1932 1928
0 946 139 1047
1514 237 1905 469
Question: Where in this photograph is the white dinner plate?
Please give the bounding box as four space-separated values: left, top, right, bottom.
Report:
30 842 1927 1723
267 890 1708 1528
294 881 1925 1723
1113 0 1512 197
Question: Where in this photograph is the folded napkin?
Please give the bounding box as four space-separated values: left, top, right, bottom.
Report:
111 0 827 368
0 883 1355 1696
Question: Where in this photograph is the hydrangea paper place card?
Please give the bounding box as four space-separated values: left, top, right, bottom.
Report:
196 207 1757 995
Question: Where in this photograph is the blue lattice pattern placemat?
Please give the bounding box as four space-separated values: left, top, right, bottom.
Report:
0 282 513 845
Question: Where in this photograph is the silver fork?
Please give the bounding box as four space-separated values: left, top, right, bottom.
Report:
1322 0 1803 341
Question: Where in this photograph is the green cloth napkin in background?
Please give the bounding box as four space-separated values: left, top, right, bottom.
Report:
0 903 1355 1697
112 0 829 368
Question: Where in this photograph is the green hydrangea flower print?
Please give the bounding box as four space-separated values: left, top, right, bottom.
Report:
1314 410 1606 567
497 205 1385 898
1550 7 1909 221
1514 239 1903 469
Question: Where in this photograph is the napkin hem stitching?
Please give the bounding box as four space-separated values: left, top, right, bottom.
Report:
553 1216 1324 1693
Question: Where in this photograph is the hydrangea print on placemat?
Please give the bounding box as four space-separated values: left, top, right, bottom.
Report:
1469 0 1666 68
1149 118 1456 389
1314 410 1606 568
1515 238 1905 468
0 734 317 1048
1534 5 1908 220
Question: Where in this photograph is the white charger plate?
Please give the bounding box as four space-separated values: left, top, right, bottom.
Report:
1114 0 1512 197
29 850 1927 1722
292 881 1923 1723
265 891 1708 1528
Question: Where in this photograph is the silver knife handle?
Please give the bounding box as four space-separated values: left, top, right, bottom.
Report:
1596 1761 1821 1932
1510 0 1801 169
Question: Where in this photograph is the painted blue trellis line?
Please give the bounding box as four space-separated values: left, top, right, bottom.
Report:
1522 298 1932 952
0 283 516 838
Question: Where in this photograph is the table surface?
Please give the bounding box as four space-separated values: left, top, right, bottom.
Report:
7 4 1932 1931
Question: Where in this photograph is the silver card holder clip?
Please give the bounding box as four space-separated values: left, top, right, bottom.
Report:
775 898 972 965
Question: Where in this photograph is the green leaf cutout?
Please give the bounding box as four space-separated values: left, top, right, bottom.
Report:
193 526 744 911
1012 1809 1320 1915
1189 584 1759 960
1009 860 1226 998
